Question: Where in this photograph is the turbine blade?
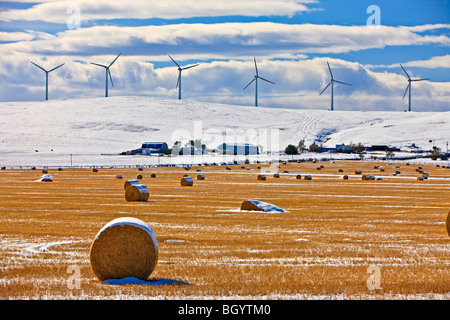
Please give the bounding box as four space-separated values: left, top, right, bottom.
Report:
91 62 107 68
243 78 256 90
400 64 411 80
412 78 430 82
402 83 410 99
254 57 258 76
327 61 333 79
334 80 352 86
108 68 114 87
31 61 47 72
319 82 331 96
257 76 275 85
48 63 65 73
168 55 180 68
182 64 199 70
108 53 121 67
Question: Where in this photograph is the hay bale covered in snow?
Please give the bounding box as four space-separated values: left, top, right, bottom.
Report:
181 176 193 186
151 173 157 178
273 173 280 178
296 174 302 179
124 179 140 190
89 217 159 282
304 175 312 180
343 175 349 180
93 168 98 172
125 184 149 202
136 174 143 180
116 174 123 179
240 200 286 213
257 174 266 181
197 174 205 180
38 174 53 182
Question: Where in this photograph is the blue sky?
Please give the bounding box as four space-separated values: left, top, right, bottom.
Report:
0 0 449 111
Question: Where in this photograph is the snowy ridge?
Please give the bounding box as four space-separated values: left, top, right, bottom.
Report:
0 96 449 166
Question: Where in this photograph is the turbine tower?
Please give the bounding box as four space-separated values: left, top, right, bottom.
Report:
400 64 430 112
90 53 121 97
319 61 351 111
243 57 275 107
168 55 199 100
30 61 65 100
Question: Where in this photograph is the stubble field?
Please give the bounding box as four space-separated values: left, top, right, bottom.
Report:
0 160 449 300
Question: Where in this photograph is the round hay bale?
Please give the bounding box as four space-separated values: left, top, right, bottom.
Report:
362 174 371 180
125 184 149 202
151 173 157 178
138 167 143 171
380 168 385 172
273 173 280 178
124 179 140 190
446 210 450 237
42 169 48 174
116 174 123 179
31 167 36 170
197 174 205 180
304 175 312 180
355 170 362 175
257 174 266 181
226 166 231 170
183 173 189 177
284 170 289 173
58 167 63 171
296 174 302 179
93 168 98 172
396 170 401 175
89 217 158 282
417 176 424 181
343 175 349 180
338 168 344 172
136 174 143 179
181 176 193 186
317 167 321 170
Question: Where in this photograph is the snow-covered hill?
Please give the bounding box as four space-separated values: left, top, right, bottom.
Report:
0 96 448 166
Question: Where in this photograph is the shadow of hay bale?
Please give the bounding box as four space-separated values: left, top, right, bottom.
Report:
102 277 189 286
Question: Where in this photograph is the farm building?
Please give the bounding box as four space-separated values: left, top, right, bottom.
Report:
121 142 169 155
141 142 169 155
218 143 259 155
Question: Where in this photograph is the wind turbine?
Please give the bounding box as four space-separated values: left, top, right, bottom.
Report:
400 64 430 112
90 53 121 97
168 55 199 100
30 61 65 100
319 61 351 111
243 57 275 107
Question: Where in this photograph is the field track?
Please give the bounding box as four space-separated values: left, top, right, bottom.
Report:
1 161 449 299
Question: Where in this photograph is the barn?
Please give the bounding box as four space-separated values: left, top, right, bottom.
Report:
141 142 169 155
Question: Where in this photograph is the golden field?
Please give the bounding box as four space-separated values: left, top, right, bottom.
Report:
0 160 449 299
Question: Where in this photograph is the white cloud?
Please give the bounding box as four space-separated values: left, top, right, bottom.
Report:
367 55 450 69
1 22 448 60
0 0 316 23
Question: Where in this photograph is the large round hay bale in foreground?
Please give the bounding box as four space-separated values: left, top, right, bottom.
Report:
124 179 140 190
446 210 450 237
89 217 159 282
181 177 193 186
240 200 286 213
125 184 149 202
